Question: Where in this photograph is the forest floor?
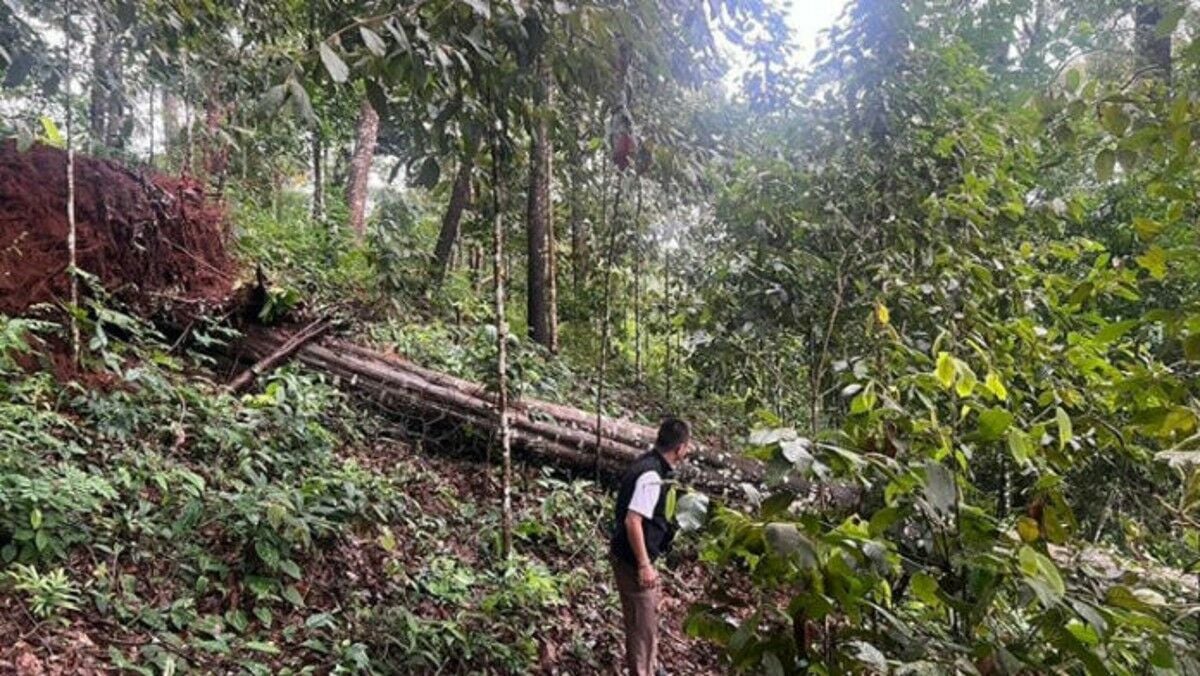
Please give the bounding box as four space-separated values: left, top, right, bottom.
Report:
0 366 723 674
0 143 726 674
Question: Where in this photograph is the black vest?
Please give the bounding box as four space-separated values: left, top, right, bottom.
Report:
610 450 676 566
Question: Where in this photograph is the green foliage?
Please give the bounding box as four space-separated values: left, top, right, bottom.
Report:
676 1 1200 673
232 191 373 306
2 564 81 620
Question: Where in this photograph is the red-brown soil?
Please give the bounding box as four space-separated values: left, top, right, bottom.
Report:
0 140 234 317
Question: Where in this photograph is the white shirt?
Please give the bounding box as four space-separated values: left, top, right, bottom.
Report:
627 470 663 519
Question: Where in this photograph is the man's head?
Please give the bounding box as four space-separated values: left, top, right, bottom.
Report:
654 417 691 464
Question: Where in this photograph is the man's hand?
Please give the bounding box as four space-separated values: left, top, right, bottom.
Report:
638 563 658 590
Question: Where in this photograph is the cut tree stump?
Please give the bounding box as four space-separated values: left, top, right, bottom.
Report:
229 327 768 493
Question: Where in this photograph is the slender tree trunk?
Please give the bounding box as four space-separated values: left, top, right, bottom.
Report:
434 155 475 280
311 130 325 222
633 178 643 385
148 87 155 165
664 244 672 402
88 15 111 150
203 94 230 191
345 97 380 238
548 190 558 349
595 172 625 477
65 1 79 364
181 50 194 175
106 38 127 149
1135 2 1172 85
492 121 514 560
525 55 557 352
568 163 586 297
307 0 323 222
163 90 181 158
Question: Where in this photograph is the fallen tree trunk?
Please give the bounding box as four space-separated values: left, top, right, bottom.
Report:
232 328 765 492
227 318 330 393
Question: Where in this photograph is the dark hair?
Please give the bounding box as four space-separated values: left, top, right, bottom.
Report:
654 417 690 453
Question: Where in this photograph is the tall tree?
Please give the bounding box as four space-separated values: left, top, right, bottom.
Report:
525 53 557 352
491 114 513 560
345 96 379 237
433 153 474 280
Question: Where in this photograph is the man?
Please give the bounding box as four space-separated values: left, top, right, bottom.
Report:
610 417 692 676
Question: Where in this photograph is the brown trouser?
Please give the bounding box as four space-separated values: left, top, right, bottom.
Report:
612 555 659 676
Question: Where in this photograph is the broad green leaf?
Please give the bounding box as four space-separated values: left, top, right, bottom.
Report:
850 385 877 414
1096 320 1138 345
910 572 941 606
279 559 302 580
1183 333 1200 361
1055 407 1073 451
255 540 280 570
1017 516 1040 542
935 351 955 390
39 116 63 148
1018 545 1065 606
1100 104 1129 136
1117 148 1139 173
360 27 387 56
244 640 281 655
318 42 349 83
282 585 305 607
977 408 1013 441
1136 245 1167 280
1065 68 1081 92
1133 217 1162 242
684 608 734 646
985 371 1007 401
954 364 977 397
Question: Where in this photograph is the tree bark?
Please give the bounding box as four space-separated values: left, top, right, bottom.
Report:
162 90 181 154
595 171 624 476
311 129 325 222
66 0 79 364
492 120 514 559
525 55 557 352
226 331 771 492
434 155 474 280
202 94 230 190
569 162 589 295
88 14 126 150
1135 2 1172 85
345 97 380 238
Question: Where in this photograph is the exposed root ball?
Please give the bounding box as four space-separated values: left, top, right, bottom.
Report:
0 140 234 317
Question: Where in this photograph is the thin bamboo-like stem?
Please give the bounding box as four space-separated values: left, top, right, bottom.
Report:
595 170 625 477
65 0 80 366
492 114 513 561
633 177 643 386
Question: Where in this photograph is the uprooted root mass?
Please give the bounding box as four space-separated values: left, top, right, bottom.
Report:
0 141 234 317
